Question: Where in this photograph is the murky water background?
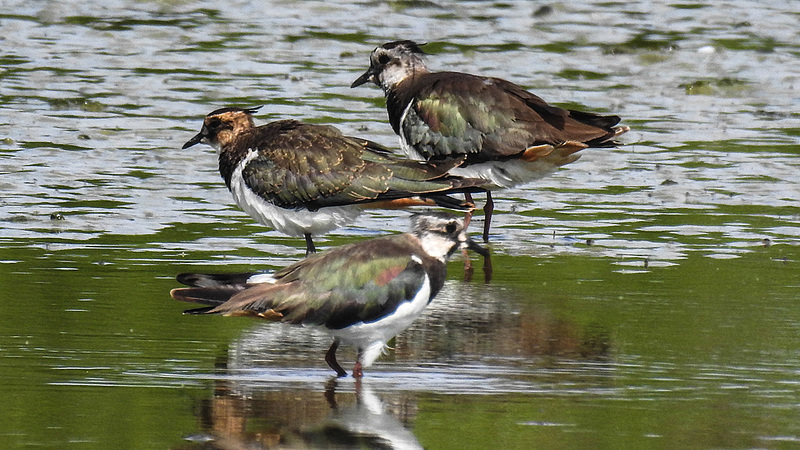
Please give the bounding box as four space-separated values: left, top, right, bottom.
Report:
2 0 799 447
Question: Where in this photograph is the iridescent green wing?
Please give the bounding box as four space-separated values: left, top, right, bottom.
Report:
394 73 528 161
240 121 480 210
239 121 391 208
397 72 617 162
210 235 434 329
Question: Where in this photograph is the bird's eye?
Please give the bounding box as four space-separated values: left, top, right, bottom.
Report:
208 118 222 129
445 222 457 234
377 54 391 65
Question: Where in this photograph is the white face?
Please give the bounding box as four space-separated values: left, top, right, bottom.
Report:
412 214 467 261
370 46 428 90
419 232 461 261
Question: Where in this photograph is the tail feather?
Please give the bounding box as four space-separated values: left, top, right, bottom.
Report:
385 156 467 181
565 110 629 148
363 194 474 211
441 175 489 193
568 110 622 130
425 193 475 210
170 286 241 305
172 272 263 315
312 174 487 210
183 306 218 315
176 272 259 288
585 127 629 147
171 271 280 314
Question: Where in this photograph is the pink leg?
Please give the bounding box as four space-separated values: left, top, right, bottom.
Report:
463 192 474 229
352 361 363 379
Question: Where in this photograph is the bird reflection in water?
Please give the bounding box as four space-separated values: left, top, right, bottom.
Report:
179 373 422 449
175 279 612 447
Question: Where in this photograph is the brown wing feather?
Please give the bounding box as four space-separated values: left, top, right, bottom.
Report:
396 72 627 162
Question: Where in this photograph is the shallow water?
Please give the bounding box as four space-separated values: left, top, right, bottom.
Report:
2 0 800 448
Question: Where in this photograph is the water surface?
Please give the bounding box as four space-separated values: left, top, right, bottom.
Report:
1 0 799 448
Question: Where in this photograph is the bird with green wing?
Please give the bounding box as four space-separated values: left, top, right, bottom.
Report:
171 212 487 378
182 106 488 255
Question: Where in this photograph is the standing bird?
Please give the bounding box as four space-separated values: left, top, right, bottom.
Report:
182 106 487 255
351 40 629 241
171 212 488 378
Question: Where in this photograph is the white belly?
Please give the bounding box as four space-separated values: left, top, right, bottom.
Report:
448 159 566 189
229 151 361 237
397 104 568 189
329 271 432 368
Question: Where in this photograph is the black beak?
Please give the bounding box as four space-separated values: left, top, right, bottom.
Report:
350 67 375 88
465 238 490 257
182 132 204 149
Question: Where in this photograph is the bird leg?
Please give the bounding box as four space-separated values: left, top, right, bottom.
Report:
325 339 347 377
353 348 364 378
463 192 474 229
482 191 493 243
463 191 493 242
304 233 317 256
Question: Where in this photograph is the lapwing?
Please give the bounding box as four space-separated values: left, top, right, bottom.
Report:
171 212 488 378
351 40 629 241
182 106 487 255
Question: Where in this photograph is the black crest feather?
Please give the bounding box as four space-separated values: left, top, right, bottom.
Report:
383 40 427 55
